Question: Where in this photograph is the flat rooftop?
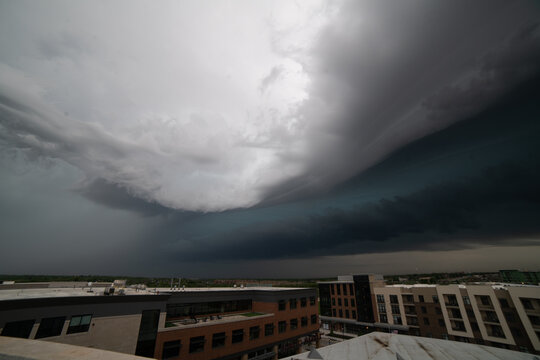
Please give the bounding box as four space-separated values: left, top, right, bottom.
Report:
162 312 273 331
0 287 156 301
154 286 305 292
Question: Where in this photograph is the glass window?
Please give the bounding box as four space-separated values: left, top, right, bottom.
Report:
390 295 398 304
265 323 274 336
189 336 205 353
331 285 334 295
380 314 388 323
289 298 297 309
332 309 336 317
338 298 342 306
376 294 385 303
310 296 316 306
278 321 287 333
249 326 260 340
393 315 402 325
498 298 509 308
463 296 471 305
311 315 317 325
35 317 65 339
300 297 307 307
339 309 343 318
212 332 226 348
344 298 348 307
1 319 35 339
391 304 401 314
419 295 425 302
232 329 244 343
301 317 308 327
278 300 286 311
337 284 341 295
378 303 386 314
290 319 298 330
67 314 92 334
343 284 347 296
352 310 356 319
421 306 427 314
332 298 336 306
163 340 181 359
423 317 430 325
432 295 439 303
345 310 349 318
349 284 354 295
351 299 355 307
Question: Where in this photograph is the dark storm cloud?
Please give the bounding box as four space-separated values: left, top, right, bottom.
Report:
260 1 540 206
162 74 540 262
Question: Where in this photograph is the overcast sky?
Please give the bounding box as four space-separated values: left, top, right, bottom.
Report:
1 0 540 278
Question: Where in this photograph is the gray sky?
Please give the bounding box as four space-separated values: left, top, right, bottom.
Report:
1 0 540 277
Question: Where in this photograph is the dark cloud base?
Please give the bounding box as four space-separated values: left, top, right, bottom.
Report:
165 74 540 262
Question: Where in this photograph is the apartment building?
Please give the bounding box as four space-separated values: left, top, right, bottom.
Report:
319 275 540 354
0 282 319 360
155 287 319 360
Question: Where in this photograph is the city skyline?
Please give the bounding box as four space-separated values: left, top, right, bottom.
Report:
1 0 540 277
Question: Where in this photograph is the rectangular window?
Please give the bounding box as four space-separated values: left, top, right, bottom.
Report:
311 315 317 325
380 314 388 323
289 298 297 309
435 307 442 315
279 300 286 311
35 317 65 339
232 329 244 344
352 310 356 319
432 295 439 303
421 306 427 314
1 319 35 339
339 309 343 318
345 310 349 318
338 298 342 306
310 296 316 306
349 284 354 295
337 284 341 295
344 298 349 307
67 314 92 334
391 304 401 314
249 326 260 340
423 317 430 325
264 323 274 336
301 317 308 327
189 336 205 353
332 309 336 317
390 295 398 304
439 319 445 327
498 298 509 308
393 315 402 325
419 295 425 303
163 340 181 359
290 318 298 330
343 284 347 296
278 321 287 333
212 332 226 348
376 294 385 303
351 299 355 307
463 296 471 305
521 298 533 309
301 297 307 307
332 298 336 306
378 303 386 314
479 296 491 306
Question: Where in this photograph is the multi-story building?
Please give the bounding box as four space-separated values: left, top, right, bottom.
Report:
500 270 540 285
0 282 319 360
319 275 540 354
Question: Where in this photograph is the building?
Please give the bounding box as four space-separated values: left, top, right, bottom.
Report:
0 282 319 360
282 331 539 360
318 275 540 354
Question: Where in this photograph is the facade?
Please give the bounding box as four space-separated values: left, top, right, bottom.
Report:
0 282 319 360
319 275 540 354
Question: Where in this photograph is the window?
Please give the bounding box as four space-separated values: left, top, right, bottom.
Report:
378 303 386 314
521 298 533 310
278 321 287 333
391 304 400 314
349 284 354 295
377 294 385 303
345 310 349 318
419 295 425 302
438 319 445 327
163 340 181 359
471 322 479 331
301 317 308 327
499 298 509 308
423 318 430 325
250 326 260 340
351 299 355 307
67 314 92 334
301 297 307 307
421 306 427 314
289 298 297 309
311 315 317 325
337 285 341 295
352 310 356 319
343 284 347 295
479 295 491 306
390 295 398 304
332 309 336 317
380 314 388 323
265 323 274 336
212 332 226 348
529 315 540 326
463 296 471 305
331 285 335 295
332 298 336 306
35 317 65 339
189 336 205 353
344 298 349 307
432 295 439 303
232 329 244 343
504 312 516 322
392 315 402 325
310 296 316 306
339 309 343 318
1 319 35 338
279 300 286 311
338 298 342 306
290 319 298 330
435 307 442 315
